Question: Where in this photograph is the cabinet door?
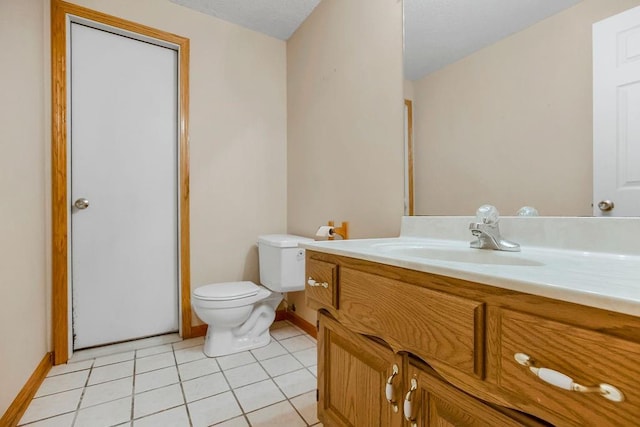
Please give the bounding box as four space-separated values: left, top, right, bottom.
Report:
404 362 546 427
318 312 403 427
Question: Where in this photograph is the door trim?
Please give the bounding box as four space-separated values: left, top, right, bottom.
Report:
51 0 191 364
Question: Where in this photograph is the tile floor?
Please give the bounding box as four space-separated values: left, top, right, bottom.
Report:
19 321 323 427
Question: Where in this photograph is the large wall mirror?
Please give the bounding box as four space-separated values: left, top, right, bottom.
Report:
403 0 640 217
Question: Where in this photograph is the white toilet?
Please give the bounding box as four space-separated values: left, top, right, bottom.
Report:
192 234 313 357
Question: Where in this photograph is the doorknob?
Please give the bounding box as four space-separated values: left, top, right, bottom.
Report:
74 198 90 210
597 200 614 212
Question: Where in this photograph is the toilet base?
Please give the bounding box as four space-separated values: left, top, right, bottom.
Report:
203 326 272 358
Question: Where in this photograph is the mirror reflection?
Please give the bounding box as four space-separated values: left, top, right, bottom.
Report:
403 0 640 217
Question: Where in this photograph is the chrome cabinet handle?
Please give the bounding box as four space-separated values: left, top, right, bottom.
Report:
597 200 615 212
74 198 90 210
403 377 418 425
307 277 328 288
514 353 624 402
385 364 399 413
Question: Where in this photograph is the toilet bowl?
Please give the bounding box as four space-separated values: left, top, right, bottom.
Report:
192 234 312 357
192 281 282 357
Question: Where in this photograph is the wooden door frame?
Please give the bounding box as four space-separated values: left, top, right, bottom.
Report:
404 99 414 216
51 0 192 364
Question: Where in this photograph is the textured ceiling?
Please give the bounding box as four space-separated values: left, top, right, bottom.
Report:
169 0 321 40
170 0 583 81
404 0 583 80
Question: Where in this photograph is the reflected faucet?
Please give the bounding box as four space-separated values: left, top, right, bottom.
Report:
469 205 520 252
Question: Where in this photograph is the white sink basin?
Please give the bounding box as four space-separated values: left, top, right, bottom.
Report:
372 243 544 266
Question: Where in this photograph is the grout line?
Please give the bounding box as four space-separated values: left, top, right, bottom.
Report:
172 342 194 427
70 358 95 426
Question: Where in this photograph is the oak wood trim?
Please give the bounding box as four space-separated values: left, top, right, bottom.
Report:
287 310 318 339
0 353 53 426
51 0 191 362
275 309 288 322
404 99 414 216
190 324 207 338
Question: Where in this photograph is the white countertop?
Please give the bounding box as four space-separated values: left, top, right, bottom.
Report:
299 218 640 317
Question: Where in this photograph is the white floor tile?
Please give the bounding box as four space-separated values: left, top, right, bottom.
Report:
135 352 175 374
81 377 132 408
224 362 269 389
135 344 173 359
290 390 320 425
279 335 316 353
246 400 306 427
47 360 93 378
20 412 75 427
94 351 135 367
177 357 220 381
182 372 229 402
216 351 256 370
308 365 318 377
233 379 285 413
74 396 131 427
270 325 304 341
188 391 242 427
135 366 179 394
172 336 204 350
133 383 184 419
273 369 317 398
250 340 287 361
292 347 317 367
174 345 206 364
35 370 89 397
260 354 304 377
88 360 134 386
133 405 189 427
19 388 83 425
213 416 249 427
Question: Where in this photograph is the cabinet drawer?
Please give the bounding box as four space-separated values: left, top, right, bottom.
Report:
497 309 640 426
340 268 485 378
305 258 337 309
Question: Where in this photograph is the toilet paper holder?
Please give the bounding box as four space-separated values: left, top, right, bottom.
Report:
316 221 349 240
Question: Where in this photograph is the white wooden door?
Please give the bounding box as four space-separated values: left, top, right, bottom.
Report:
593 6 640 216
71 23 179 349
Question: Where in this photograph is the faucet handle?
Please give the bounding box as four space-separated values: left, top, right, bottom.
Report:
475 205 500 224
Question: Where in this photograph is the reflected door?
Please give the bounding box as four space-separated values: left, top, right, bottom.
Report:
593 5 640 216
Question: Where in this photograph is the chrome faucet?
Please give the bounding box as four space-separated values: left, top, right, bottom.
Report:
469 205 520 252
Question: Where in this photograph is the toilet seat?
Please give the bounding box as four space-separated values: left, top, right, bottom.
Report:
194 281 259 301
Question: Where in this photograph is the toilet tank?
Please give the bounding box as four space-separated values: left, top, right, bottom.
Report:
257 234 314 292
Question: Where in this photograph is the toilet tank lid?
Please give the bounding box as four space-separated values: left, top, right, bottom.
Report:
257 234 313 248
193 281 259 300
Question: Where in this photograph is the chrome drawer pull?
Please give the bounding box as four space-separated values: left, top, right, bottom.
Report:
403 377 418 425
307 277 329 288
385 364 399 412
514 353 625 402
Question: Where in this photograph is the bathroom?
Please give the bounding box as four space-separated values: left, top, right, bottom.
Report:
1 0 639 425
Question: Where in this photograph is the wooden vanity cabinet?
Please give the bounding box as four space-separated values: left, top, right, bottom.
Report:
318 312 403 427
405 359 549 427
306 251 640 427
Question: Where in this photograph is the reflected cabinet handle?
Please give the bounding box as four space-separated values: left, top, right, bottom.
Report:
385 364 399 413
403 377 418 425
307 277 328 288
514 353 624 402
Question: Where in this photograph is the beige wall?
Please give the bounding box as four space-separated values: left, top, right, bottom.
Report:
413 0 640 216
287 0 404 323
0 0 49 415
